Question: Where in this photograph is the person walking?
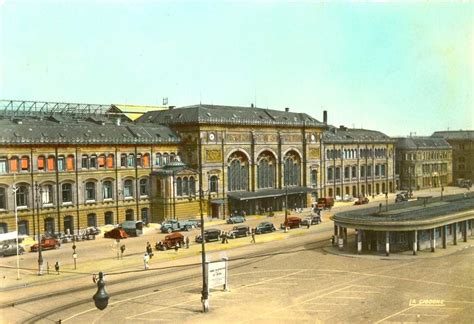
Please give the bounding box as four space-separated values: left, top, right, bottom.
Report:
143 253 150 270
146 242 153 259
307 220 311 229
185 236 190 249
120 244 126 259
174 243 179 252
224 232 229 244
221 231 226 244
54 261 60 275
251 229 256 243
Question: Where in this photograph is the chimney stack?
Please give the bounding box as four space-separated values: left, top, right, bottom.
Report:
323 110 327 124
285 107 290 112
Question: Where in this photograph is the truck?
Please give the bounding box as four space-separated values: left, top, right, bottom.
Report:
315 197 334 210
160 220 195 233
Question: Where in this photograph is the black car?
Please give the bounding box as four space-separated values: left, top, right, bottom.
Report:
195 228 221 243
228 225 250 239
255 222 276 234
0 243 25 257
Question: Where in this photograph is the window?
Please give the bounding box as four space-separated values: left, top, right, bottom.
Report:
283 155 300 186
257 158 275 189
18 220 29 235
143 153 150 168
62 183 73 203
0 223 7 234
42 184 53 205
107 154 114 168
104 212 114 225
66 155 75 171
44 217 55 234
327 167 333 181
16 185 28 208
183 177 189 195
0 158 7 173
87 213 97 227
124 179 133 198
21 156 29 171
163 153 169 165
127 154 135 167
375 165 380 177
176 177 183 196
136 154 142 167
190 177 196 195
103 181 113 200
125 209 134 221
120 153 127 167
85 182 96 201
335 167 341 181
351 166 357 178
210 175 219 193
82 155 89 169
367 165 372 177
381 164 386 177
98 154 106 168
47 156 55 171
311 170 318 187
139 178 148 196
344 166 350 179
57 156 65 171
360 166 366 178
90 155 97 168
37 156 45 171
10 157 18 172
228 158 249 191
155 153 162 166
0 187 6 209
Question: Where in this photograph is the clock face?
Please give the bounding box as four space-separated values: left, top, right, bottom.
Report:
209 132 215 141
310 134 316 141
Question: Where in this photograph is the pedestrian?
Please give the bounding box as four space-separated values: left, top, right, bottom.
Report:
225 232 229 244
174 243 179 252
242 210 247 219
143 253 150 270
120 244 126 259
54 261 60 275
251 229 256 243
146 242 153 259
185 236 190 249
307 220 311 229
221 232 226 244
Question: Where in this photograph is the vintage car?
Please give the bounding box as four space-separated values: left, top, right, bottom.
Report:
395 192 409 203
155 232 185 250
30 237 60 252
354 197 370 205
301 215 322 226
316 197 334 210
103 228 128 239
226 215 246 224
255 222 276 234
0 243 25 257
161 220 195 233
281 216 302 229
195 228 221 243
228 225 250 239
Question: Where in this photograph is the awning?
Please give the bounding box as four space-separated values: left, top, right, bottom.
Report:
210 199 225 205
227 187 315 201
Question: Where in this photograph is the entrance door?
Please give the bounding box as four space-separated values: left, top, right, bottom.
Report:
211 204 220 219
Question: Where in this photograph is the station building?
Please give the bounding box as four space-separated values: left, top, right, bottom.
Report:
331 193 474 255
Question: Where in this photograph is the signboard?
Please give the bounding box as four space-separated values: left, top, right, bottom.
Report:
206 260 227 290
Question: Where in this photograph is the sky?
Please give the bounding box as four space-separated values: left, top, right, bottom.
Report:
1 0 472 136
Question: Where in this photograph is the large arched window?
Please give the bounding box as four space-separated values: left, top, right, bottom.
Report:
85 182 96 201
123 179 133 198
103 181 113 200
0 187 6 210
87 213 97 227
183 177 189 196
189 177 196 196
139 178 148 196
227 152 249 191
257 153 276 189
176 177 183 196
42 184 54 206
61 183 73 204
283 152 300 186
16 185 29 208
209 175 218 193
310 170 318 187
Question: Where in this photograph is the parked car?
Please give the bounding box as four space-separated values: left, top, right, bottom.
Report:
0 243 25 257
30 237 60 252
281 216 302 229
301 215 321 226
395 192 409 203
342 194 354 202
255 222 276 234
354 197 370 205
195 228 221 243
228 225 250 239
161 220 195 233
316 197 334 210
185 219 201 228
226 215 246 224
104 228 128 239
155 232 185 251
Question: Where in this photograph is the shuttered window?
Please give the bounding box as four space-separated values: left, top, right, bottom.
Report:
47 157 55 171
107 154 114 168
38 156 45 170
143 154 150 167
10 158 18 172
66 155 74 171
98 155 105 168
21 157 29 171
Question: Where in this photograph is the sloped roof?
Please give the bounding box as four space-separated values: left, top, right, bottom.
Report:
111 104 167 121
0 116 180 145
322 126 394 143
395 136 451 150
432 130 474 141
136 104 325 127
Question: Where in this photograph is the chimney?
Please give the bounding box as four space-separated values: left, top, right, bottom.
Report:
339 125 347 131
285 107 290 112
323 110 327 124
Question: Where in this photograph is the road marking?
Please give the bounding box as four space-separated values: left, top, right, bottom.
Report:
326 296 366 300
310 302 349 306
374 305 418 323
401 314 450 317
342 290 382 294
351 284 395 289
292 309 330 313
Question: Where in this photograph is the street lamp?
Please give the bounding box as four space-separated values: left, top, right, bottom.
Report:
12 185 21 280
198 136 209 312
284 160 289 233
34 182 44 276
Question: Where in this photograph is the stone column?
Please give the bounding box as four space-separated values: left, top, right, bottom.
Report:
442 225 447 249
357 229 362 254
463 220 468 242
453 223 457 245
385 231 390 256
430 228 436 252
343 227 348 244
338 226 344 250
413 230 417 255
333 223 338 246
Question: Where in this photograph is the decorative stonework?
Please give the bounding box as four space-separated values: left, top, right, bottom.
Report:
256 134 277 143
226 133 251 143
206 149 222 162
309 148 320 159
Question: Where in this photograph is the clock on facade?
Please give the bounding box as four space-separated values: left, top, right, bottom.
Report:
208 132 215 141
310 134 316 142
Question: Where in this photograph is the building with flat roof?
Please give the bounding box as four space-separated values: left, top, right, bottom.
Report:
331 193 474 255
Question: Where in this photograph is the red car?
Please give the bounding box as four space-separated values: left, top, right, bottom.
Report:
354 197 370 205
104 228 128 239
30 238 60 252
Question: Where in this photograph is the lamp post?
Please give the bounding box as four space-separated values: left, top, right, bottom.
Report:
284 160 289 233
12 185 20 280
34 182 44 276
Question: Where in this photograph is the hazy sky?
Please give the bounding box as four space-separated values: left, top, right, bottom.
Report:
1 1 472 136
